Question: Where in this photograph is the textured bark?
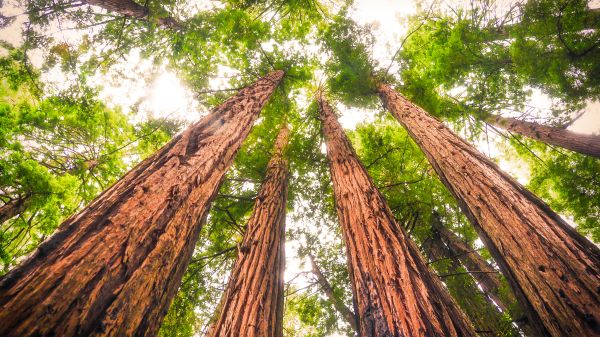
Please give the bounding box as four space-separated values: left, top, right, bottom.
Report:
378 83 600 337
0 70 284 337
0 196 29 225
485 114 600 158
207 124 289 337
318 94 476 337
308 253 358 332
422 235 514 337
85 0 180 27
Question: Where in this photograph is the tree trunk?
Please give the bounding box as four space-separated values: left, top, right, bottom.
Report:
422 234 514 337
308 253 358 332
0 70 284 337
433 223 538 336
0 196 29 225
207 124 289 337
378 83 600 337
485 114 600 158
85 0 180 27
318 94 477 337
434 224 506 309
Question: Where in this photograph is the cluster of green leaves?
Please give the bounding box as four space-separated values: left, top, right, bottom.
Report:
2 0 599 336
0 45 178 272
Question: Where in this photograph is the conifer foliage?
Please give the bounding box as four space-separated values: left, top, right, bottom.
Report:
0 0 599 336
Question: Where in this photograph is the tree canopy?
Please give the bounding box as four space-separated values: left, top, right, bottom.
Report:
0 0 598 335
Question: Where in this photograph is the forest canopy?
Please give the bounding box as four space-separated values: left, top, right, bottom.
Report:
0 0 599 336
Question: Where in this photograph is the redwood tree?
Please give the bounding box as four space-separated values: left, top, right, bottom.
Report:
308 252 358 332
422 232 514 337
431 220 537 336
318 94 476 337
378 83 600 337
0 70 284 337
207 123 289 337
484 114 600 158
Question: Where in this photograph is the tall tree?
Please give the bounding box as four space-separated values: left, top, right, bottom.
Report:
308 252 358 332
483 113 600 158
378 83 600 337
432 218 511 314
422 230 516 337
0 70 284 337
207 123 289 337
318 93 476 337
431 218 537 336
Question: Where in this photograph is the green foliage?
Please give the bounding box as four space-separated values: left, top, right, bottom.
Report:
507 138 600 241
321 15 380 107
2 0 599 335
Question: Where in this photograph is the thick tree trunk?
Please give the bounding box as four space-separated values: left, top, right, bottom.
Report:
0 70 284 337
422 234 514 337
0 196 29 225
85 0 180 27
318 94 476 337
485 114 600 158
207 124 289 337
308 253 358 332
378 83 600 337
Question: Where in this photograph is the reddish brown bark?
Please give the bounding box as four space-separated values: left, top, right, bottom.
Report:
0 70 284 337
485 114 600 158
207 124 289 337
378 83 600 337
0 197 29 225
318 94 476 337
85 0 180 27
308 253 358 332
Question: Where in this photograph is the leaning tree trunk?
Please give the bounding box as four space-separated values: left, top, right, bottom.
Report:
308 253 358 332
85 0 180 27
207 124 289 337
422 234 515 337
318 94 477 337
433 224 507 310
485 113 600 158
378 83 600 337
0 70 284 337
0 196 29 225
434 224 537 336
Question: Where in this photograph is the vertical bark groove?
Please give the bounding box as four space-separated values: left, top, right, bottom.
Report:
0 70 284 337
485 114 600 158
207 124 289 337
378 83 600 337
319 94 476 337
